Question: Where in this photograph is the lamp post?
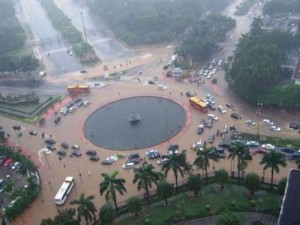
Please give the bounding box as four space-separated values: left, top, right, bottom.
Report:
256 103 263 141
80 12 88 44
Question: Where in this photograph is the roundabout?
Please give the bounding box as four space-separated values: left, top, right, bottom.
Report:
84 96 187 150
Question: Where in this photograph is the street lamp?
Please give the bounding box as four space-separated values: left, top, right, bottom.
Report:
256 103 263 141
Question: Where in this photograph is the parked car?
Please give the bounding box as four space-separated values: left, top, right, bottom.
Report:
89 155 99 161
263 119 273 126
71 151 82 157
213 147 226 158
101 159 113 165
123 162 135 169
246 141 259 147
262 143 275 150
0 156 8 165
289 123 300 130
186 91 194 97
12 125 21 131
245 120 256 126
167 144 179 151
71 145 80 150
231 112 242 120
57 150 66 156
29 131 38 136
279 147 295 156
86 150 97 156
207 103 216 111
46 145 56 151
54 117 61 124
208 134 215 144
83 101 91 107
128 153 141 161
68 106 77 113
253 148 267 155
45 139 56 145
208 114 218 121
157 157 169 165
146 150 160 159
148 80 155 85
217 106 226 114
3 159 13 167
218 142 230 149
225 103 234 110
192 141 204 150
197 125 204 134
11 162 20 170
200 119 206 125
61 142 69 149
270 125 281 131
205 118 213 128
288 153 300 160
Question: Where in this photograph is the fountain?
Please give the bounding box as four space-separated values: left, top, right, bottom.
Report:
129 113 141 123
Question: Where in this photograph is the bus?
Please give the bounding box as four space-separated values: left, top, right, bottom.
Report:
67 85 90 95
54 176 75 205
189 97 208 113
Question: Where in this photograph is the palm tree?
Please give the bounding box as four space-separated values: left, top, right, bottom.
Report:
228 142 249 183
194 146 218 183
260 150 287 189
99 171 127 214
70 193 97 225
161 150 188 192
133 161 161 203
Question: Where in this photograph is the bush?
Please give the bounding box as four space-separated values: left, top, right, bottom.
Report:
127 197 143 216
277 178 287 195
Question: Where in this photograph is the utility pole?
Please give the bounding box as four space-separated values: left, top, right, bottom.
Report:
80 12 88 44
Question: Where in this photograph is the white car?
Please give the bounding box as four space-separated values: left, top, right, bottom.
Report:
263 119 273 126
262 144 275 150
245 120 256 126
157 84 168 90
69 106 77 113
270 125 281 131
157 158 169 165
217 106 226 114
192 141 204 150
146 149 159 156
11 162 20 170
208 114 218 121
83 101 91 107
107 155 118 162
122 162 135 169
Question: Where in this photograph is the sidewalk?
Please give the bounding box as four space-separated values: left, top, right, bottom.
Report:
174 212 278 225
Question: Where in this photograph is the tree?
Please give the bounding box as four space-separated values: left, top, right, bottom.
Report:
215 169 229 190
187 174 202 196
260 150 287 189
277 178 287 195
157 181 174 205
99 171 127 213
99 203 116 225
70 193 97 225
41 209 79 225
217 211 246 225
250 17 263 35
245 173 261 196
127 196 143 216
228 142 249 183
162 150 188 191
194 146 218 183
133 161 161 203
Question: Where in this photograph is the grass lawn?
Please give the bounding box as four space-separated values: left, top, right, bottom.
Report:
116 184 282 225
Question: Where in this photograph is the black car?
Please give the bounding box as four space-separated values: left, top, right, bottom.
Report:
90 155 99 161
45 139 56 145
71 151 82 157
29 131 38 136
128 158 141 164
197 126 204 134
54 117 61 124
12 125 21 131
71 145 80 150
186 91 194 97
167 144 179 151
231 112 242 120
57 150 66 156
280 147 295 156
208 134 215 144
218 142 230 148
86 150 97 156
101 159 113 165
289 153 300 160
61 142 69 149
148 80 155 85
207 103 216 111
289 123 300 130
205 118 213 128
148 151 160 159
46 145 56 151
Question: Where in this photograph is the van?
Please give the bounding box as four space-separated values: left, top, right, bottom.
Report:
157 84 167 90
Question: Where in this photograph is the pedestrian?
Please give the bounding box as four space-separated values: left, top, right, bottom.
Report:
42 132 45 138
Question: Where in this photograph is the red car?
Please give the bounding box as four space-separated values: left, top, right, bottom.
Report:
3 159 13 167
253 149 267 155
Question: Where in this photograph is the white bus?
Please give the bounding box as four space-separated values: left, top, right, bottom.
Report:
54 176 75 205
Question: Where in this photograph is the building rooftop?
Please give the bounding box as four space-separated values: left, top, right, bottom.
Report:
278 169 300 225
